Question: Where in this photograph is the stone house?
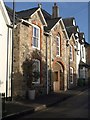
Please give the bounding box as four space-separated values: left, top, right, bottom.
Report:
5 3 87 99
63 17 78 89
85 42 90 85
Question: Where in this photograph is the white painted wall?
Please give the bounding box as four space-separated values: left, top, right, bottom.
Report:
0 8 8 94
76 40 86 79
76 39 80 79
0 93 2 119
0 0 12 97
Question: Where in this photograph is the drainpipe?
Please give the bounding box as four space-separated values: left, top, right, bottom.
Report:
46 35 48 95
44 32 49 95
11 0 15 101
6 27 9 100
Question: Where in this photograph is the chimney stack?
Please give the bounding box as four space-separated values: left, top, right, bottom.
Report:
52 3 59 18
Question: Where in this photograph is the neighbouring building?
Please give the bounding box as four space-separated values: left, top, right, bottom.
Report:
0 0 12 98
63 17 87 87
85 42 90 85
5 3 87 99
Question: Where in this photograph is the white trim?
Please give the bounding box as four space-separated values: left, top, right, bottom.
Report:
60 18 69 40
50 18 69 40
21 19 32 26
50 19 60 31
70 44 73 61
31 8 47 26
56 36 60 57
0 0 10 24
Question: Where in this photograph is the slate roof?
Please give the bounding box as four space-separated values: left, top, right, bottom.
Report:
17 7 38 19
16 6 61 31
78 32 85 44
85 41 90 47
5 5 18 23
44 17 61 32
5 5 86 43
41 9 51 20
16 7 51 20
66 26 79 38
63 17 75 27
79 60 90 68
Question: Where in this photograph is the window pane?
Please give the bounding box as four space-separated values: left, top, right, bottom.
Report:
70 46 73 60
34 27 37 36
56 36 60 56
36 29 39 37
32 60 40 84
32 26 40 49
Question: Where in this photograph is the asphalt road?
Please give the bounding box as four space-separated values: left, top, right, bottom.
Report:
18 89 88 119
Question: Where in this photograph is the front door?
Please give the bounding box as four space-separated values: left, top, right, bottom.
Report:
53 62 64 92
60 70 64 90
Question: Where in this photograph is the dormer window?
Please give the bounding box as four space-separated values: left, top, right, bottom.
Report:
32 24 40 50
77 27 79 32
83 34 85 38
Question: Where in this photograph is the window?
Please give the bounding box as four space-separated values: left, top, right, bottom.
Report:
32 25 40 49
70 67 73 84
56 36 60 56
70 45 73 61
82 46 84 58
76 41 79 55
76 41 78 49
32 59 40 84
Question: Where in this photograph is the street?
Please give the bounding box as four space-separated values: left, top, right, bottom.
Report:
17 89 88 119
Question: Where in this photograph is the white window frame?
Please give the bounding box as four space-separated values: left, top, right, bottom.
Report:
70 67 73 84
70 45 73 61
82 45 84 59
56 36 60 57
73 19 76 26
32 59 40 84
32 24 40 50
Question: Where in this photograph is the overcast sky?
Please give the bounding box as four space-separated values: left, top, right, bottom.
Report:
5 2 88 43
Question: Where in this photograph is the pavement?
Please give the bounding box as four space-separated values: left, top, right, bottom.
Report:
2 85 88 120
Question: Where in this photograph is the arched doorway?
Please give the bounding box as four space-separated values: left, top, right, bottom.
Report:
53 62 64 92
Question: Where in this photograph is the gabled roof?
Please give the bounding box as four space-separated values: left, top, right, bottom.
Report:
78 32 85 44
63 17 75 27
66 26 79 38
17 7 38 19
41 9 51 20
44 17 61 32
79 60 90 68
5 5 18 23
85 41 90 47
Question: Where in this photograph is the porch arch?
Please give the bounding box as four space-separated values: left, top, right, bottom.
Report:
52 58 65 91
